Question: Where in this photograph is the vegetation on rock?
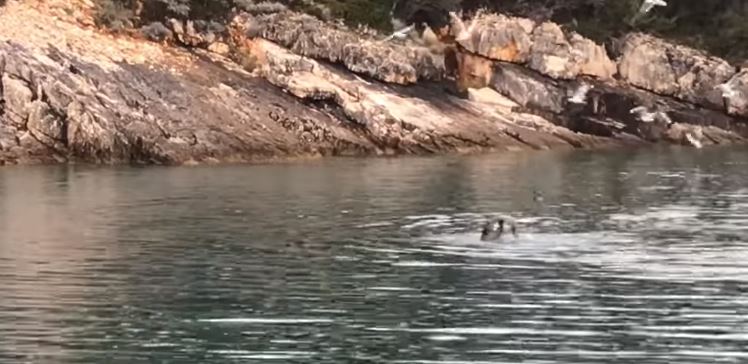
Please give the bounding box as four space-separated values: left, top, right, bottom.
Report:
94 0 136 29
91 0 748 62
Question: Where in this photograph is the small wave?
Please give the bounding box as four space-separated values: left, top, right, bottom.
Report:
356 221 395 228
367 286 417 292
390 361 499 364
425 335 467 342
391 261 460 267
627 330 748 341
197 318 333 324
140 342 179 348
367 326 606 337
475 349 648 357
209 350 317 359
674 350 748 358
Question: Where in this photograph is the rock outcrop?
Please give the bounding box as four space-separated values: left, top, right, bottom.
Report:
229 11 444 85
455 13 616 81
1 1 747 166
723 69 748 117
616 33 735 111
0 1 622 165
445 12 748 147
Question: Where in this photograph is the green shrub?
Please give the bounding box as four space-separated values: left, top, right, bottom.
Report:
140 21 172 41
234 0 288 15
94 0 136 30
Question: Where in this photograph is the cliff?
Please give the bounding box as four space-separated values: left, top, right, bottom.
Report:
0 1 746 165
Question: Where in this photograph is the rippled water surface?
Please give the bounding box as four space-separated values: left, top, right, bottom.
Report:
1 146 748 363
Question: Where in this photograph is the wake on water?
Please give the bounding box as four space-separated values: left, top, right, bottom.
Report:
355 206 748 282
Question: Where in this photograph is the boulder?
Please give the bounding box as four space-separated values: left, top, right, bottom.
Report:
617 33 736 111
720 68 748 117
489 62 565 113
528 22 576 79
456 13 534 63
455 13 615 80
569 33 617 80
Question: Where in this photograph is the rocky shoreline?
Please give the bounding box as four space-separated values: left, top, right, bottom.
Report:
0 1 746 165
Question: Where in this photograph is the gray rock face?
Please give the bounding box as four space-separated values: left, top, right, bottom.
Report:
480 58 748 146
0 39 615 165
0 41 371 164
444 14 746 147
489 62 565 113
230 12 445 85
617 33 736 111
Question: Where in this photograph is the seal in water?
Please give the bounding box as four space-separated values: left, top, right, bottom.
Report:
480 216 518 241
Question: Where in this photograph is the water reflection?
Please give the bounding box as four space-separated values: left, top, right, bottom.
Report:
0 146 747 363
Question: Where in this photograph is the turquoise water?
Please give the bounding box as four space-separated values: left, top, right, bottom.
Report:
1 146 747 363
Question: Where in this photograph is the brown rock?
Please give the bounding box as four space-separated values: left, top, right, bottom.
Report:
456 13 534 63
528 22 577 79
456 13 615 80
455 52 493 92
569 33 616 80
207 41 230 56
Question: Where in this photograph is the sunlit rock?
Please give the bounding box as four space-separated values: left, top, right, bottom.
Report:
617 33 735 110
455 13 615 80
229 11 445 85
717 69 748 117
456 13 534 63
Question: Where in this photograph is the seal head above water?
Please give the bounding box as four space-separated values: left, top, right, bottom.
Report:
480 216 517 242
